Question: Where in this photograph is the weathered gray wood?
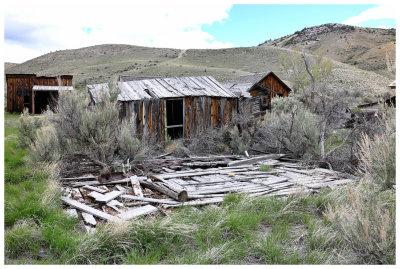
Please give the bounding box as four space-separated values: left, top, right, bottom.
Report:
106 200 124 212
115 185 128 193
116 205 158 220
60 175 97 182
227 154 284 167
88 191 104 200
141 181 188 202
88 190 122 203
81 212 97 226
82 185 107 193
65 208 78 218
96 191 123 203
121 194 179 205
60 197 114 221
162 167 175 173
165 197 224 208
130 176 144 197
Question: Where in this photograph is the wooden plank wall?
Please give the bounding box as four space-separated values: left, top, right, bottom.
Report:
6 74 73 113
121 97 237 142
259 74 290 97
6 74 36 113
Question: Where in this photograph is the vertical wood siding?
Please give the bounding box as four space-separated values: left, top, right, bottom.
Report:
122 97 237 142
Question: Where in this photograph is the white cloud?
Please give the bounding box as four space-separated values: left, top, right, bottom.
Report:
4 0 233 63
343 3 397 26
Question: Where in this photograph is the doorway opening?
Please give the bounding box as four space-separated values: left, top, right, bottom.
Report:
34 91 59 114
165 99 183 140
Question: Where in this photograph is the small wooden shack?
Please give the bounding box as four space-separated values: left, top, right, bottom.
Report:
223 71 292 118
6 74 74 113
88 76 238 141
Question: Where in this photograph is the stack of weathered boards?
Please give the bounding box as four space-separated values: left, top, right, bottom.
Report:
60 154 357 232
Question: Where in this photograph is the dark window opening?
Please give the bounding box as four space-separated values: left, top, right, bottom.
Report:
34 91 59 114
165 99 183 139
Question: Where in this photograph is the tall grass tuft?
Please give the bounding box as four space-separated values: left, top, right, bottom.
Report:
325 108 396 264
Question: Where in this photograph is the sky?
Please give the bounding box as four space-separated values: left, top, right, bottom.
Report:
2 0 398 63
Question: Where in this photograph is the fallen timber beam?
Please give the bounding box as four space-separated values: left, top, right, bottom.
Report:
227 154 285 167
60 197 114 221
140 180 188 202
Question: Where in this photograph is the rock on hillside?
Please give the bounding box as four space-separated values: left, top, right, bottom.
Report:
260 23 396 79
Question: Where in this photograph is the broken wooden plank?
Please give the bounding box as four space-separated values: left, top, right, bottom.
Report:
106 200 125 212
82 185 107 193
96 191 123 203
115 185 128 193
116 205 158 220
121 194 180 205
88 191 104 200
227 154 284 167
162 167 175 173
130 176 144 197
164 197 224 208
60 197 114 221
60 175 97 182
65 208 78 218
81 212 97 226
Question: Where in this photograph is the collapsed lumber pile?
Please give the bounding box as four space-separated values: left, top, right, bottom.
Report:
60 154 358 232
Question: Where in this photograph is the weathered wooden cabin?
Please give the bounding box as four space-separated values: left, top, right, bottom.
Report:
88 76 238 141
6 74 74 113
223 71 292 118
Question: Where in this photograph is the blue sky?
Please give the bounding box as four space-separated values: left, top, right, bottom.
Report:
203 4 396 47
3 1 398 63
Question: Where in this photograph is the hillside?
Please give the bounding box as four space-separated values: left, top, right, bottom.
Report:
4 62 19 70
5 42 393 101
260 23 396 79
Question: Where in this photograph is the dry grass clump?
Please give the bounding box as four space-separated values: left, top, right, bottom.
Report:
324 108 395 264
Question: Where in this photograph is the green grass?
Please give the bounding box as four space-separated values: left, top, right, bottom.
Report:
259 164 273 172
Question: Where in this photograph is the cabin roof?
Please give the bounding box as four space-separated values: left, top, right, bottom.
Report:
389 80 396 87
119 75 160 82
88 76 236 102
33 85 74 91
233 72 272 85
224 71 292 98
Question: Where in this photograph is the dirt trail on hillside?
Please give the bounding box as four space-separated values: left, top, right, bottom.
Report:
178 49 187 58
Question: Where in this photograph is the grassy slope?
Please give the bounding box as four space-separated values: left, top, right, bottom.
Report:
261 24 396 79
6 44 393 99
4 112 364 265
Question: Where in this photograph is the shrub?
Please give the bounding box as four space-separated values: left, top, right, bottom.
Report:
30 125 61 163
186 126 230 155
31 86 152 170
17 108 42 148
325 109 396 264
260 97 320 158
357 108 395 190
228 126 250 154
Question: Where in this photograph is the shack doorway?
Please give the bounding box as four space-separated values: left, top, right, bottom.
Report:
34 91 59 114
165 99 183 140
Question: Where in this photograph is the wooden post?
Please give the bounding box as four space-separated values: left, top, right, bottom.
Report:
32 90 35 114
